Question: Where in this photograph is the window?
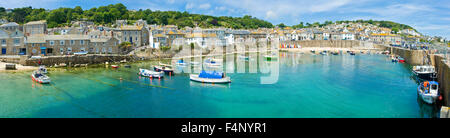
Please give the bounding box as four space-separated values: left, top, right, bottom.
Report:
108 47 112 53
70 40 75 45
67 47 72 53
102 47 106 53
80 40 84 45
60 48 64 53
81 47 85 52
60 40 65 45
1 39 5 46
14 38 20 46
96 47 99 53
50 40 55 46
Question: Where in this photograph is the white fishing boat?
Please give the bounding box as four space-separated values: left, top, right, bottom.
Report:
412 66 436 80
31 70 51 84
190 70 231 84
39 65 48 74
138 68 164 78
418 81 439 104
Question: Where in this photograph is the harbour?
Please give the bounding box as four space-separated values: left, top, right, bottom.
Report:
0 52 441 118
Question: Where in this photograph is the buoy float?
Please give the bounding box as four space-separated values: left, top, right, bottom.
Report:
439 95 443 101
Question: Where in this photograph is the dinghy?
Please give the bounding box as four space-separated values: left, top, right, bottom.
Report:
39 65 48 74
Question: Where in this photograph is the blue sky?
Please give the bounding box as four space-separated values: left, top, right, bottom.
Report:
1 0 449 39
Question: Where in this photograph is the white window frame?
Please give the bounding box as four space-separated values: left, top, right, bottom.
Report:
60 40 65 45
50 40 55 46
1 39 6 46
70 40 75 45
80 40 84 45
14 38 20 46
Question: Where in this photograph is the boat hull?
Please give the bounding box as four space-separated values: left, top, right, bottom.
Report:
190 74 231 84
413 72 435 80
31 74 51 84
154 66 174 75
418 91 438 104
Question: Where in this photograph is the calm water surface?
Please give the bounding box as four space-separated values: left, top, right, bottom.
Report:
0 52 440 118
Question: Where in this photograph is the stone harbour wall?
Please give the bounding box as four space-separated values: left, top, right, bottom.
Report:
24 55 134 66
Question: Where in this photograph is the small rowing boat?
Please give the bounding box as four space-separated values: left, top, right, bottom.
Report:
398 57 405 63
39 65 48 74
111 65 119 68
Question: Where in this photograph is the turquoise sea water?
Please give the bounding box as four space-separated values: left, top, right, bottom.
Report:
0 52 441 118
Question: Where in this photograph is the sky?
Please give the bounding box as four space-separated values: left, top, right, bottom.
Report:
1 0 449 39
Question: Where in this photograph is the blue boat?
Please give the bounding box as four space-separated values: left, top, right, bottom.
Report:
190 70 231 83
418 81 440 104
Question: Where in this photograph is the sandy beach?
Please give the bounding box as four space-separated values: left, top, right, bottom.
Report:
0 62 38 72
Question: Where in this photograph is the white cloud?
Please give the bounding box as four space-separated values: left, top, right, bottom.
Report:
198 3 211 9
265 10 277 19
185 3 194 10
167 0 175 4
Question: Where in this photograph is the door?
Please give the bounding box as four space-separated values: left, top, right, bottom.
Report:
1 48 6 54
130 37 133 43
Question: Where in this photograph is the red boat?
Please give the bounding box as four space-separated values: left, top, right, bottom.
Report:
111 65 119 68
398 57 405 63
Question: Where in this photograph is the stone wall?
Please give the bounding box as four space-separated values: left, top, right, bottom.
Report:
434 55 450 106
285 40 371 49
24 55 133 66
377 45 426 65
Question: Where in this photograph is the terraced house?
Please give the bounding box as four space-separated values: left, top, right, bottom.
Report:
25 34 119 56
23 20 47 36
0 29 25 55
114 25 149 47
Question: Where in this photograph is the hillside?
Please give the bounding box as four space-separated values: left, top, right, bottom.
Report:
0 3 417 33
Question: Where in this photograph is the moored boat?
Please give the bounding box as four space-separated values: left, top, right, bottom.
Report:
418 81 439 104
176 59 187 66
239 55 250 61
204 58 223 66
31 70 51 84
39 65 48 74
264 55 278 60
310 50 316 54
154 65 174 75
190 70 231 84
349 51 356 55
398 57 405 63
320 51 327 55
138 68 164 78
111 65 119 68
412 65 437 80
